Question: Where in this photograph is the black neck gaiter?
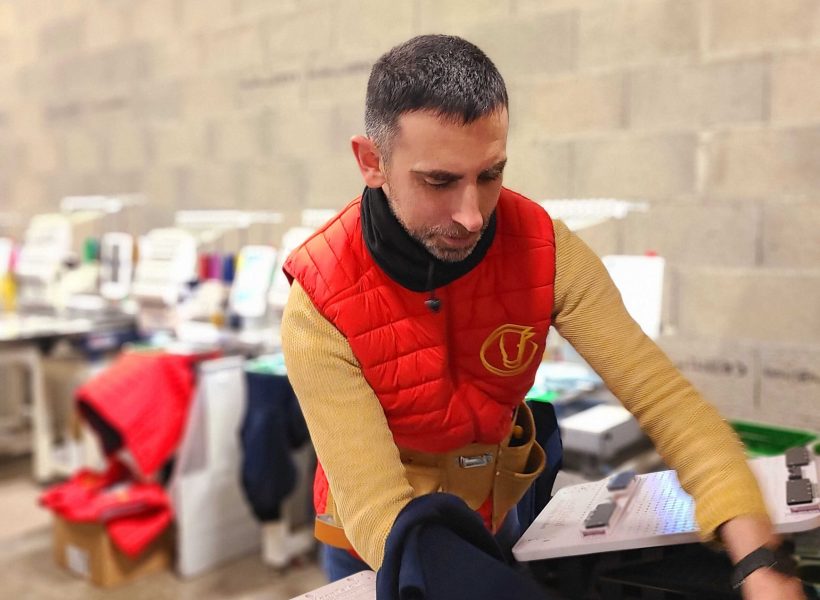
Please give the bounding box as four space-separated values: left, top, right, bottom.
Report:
360 186 496 293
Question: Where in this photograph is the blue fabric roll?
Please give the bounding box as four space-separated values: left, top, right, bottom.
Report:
222 253 236 283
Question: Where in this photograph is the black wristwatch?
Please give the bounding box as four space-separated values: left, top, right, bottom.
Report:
730 543 797 590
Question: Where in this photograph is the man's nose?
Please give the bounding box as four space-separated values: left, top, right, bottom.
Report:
451 185 483 233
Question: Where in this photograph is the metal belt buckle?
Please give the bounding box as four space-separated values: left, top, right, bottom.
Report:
459 452 494 469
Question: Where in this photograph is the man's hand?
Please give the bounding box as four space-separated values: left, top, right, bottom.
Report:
741 567 805 600
718 514 805 600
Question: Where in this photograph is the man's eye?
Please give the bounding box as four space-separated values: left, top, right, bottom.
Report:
426 179 453 189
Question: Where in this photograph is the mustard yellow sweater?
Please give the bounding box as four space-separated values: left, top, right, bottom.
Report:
281 219 769 570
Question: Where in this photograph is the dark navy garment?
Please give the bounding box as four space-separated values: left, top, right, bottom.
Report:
376 494 550 600
321 508 522 583
239 370 310 521
517 399 563 532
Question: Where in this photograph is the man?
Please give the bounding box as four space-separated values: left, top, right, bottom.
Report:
282 35 804 598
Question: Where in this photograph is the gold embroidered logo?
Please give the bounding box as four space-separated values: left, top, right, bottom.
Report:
479 324 539 377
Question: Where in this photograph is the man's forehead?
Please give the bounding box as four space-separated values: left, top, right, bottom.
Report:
392 108 508 165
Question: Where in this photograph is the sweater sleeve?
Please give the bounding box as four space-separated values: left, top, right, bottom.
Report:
281 281 415 570
550 219 770 539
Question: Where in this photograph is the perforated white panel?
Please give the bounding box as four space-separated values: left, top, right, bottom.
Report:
514 451 820 562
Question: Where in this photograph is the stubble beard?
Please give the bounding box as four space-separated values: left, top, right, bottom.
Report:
385 193 487 263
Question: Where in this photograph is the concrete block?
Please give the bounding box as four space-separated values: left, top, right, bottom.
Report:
104 125 149 172
0 36 11 65
516 0 599 13
704 126 820 198
44 172 96 205
628 59 767 130
265 8 334 67
573 218 624 257
177 163 239 209
573 133 697 199
417 0 512 31
304 153 365 209
464 12 576 80
233 0 301 18
180 78 236 119
329 103 366 149
0 140 24 179
84 5 129 50
758 343 820 432
243 160 306 213
706 0 819 57
201 24 265 72
761 200 820 269
513 73 625 136
334 0 414 57
236 65 303 110
579 0 698 69
149 123 208 166
657 335 759 421
85 171 144 197
25 134 61 174
304 57 370 108
38 16 84 57
10 176 51 218
62 130 102 172
676 267 820 344
503 139 573 200
178 0 234 32
129 0 182 40
622 201 758 267
142 168 187 219
771 51 820 124
133 81 183 122
151 38 201 80
0 4 17 37
97 43 154 86
208 113 268 162
267 107 334 159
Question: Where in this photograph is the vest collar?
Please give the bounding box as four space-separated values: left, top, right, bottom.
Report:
360 186 496 293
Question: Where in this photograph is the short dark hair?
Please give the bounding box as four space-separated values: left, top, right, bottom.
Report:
365 35 508 158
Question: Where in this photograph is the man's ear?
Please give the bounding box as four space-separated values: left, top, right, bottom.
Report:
351 135 386 188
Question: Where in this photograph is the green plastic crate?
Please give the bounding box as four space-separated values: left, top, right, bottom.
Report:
730 420 818 458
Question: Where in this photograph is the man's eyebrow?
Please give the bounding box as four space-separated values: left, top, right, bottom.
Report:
481 159 507 176
412 160 507 181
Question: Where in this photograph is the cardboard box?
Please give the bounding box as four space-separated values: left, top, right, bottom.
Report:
52 517 174 587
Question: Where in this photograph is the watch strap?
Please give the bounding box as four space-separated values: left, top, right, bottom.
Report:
730 544 797 590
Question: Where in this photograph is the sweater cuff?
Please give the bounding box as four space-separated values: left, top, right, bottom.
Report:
693 470 770 542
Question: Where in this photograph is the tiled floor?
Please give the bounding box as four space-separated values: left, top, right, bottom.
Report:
0 457 327 600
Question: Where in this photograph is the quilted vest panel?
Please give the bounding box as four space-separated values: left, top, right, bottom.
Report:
285 187 556 512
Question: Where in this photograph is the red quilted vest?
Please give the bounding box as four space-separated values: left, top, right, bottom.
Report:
284 187 556 514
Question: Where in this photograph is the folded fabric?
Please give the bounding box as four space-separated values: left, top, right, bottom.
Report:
106 505 173 558
39 460 130 512
57 482 169 524
42 469 173 559
377 493 549 600
75 351 202 478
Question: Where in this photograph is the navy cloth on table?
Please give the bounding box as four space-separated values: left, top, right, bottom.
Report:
377 493 550 600
239 370 309 521
516 399 563 533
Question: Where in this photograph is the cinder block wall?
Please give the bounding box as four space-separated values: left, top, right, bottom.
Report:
0 0 818 429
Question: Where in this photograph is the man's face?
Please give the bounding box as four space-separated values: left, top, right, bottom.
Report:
380 108 508 262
